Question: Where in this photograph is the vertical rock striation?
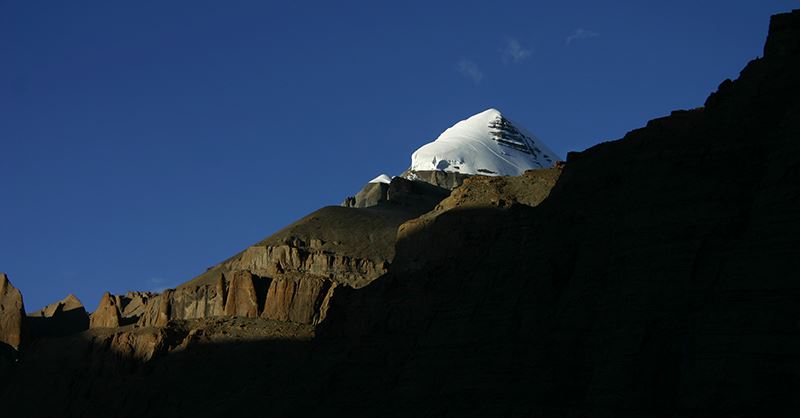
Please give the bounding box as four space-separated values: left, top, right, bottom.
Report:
224 271 259 318
262 276 332 324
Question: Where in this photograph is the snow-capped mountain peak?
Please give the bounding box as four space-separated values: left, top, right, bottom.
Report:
409 108 558 176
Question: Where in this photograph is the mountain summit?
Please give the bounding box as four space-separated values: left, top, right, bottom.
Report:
410 108 559 176
348 108 558 207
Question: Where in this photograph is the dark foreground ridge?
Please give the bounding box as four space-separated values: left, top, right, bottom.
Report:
2 9 800 417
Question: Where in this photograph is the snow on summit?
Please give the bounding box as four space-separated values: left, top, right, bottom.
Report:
410 108 558 176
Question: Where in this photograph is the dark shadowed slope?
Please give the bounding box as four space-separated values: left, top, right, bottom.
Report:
321 9 800 416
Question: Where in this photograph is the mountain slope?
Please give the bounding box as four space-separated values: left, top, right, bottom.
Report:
130 175 451 327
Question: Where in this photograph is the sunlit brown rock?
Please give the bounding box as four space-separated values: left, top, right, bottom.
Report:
0 273 27 350
224 271 259 318
89 291 121 328
262 277 332 324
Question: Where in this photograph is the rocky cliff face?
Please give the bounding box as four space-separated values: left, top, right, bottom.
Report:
28 294 89 337
30 294 84 318
90 292 122 328
227 238 387 287
262 276 334 323
0 273 27 351
116 291 156 324
400 169 472 190
343 175 451 209
137 185 447 327
137 269 338 326
224 271 259 318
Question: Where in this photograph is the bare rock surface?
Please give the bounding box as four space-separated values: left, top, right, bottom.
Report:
89 292 122 328
400 169 472 190
118 291 155 323
0 273 27 350
343 175 450 209
224 271 259 318
262 276 332 324
138 289 172 327
30 293 84 318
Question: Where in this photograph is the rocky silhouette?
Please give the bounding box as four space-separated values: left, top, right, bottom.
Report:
1 9 799 418
28 294 89 337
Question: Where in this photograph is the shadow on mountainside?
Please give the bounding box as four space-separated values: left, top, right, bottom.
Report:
5 181 800 418
28 307 90 338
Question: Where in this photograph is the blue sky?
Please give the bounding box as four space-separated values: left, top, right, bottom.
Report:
1 1 796 312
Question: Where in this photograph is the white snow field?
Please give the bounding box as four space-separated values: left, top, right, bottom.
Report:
410 108 559 176
368 174 392 184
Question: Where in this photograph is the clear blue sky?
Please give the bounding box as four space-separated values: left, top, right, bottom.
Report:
2 1 796 312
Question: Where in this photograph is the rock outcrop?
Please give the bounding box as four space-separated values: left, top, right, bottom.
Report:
262 276 333 324
343 175 451 209
117 291 155 323
229 241 385 288
165 275 227 320
138 289 172 327
400 169 472 190
89 292 122 328
28 294 89 337
224 271 259 318
30 294 84 318
137 195 448 326
0 273 27 350
342 181 389 208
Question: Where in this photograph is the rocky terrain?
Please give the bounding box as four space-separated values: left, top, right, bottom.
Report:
127 175 450 330
28 293 88 337
0 9 799 417
0 273 27 351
